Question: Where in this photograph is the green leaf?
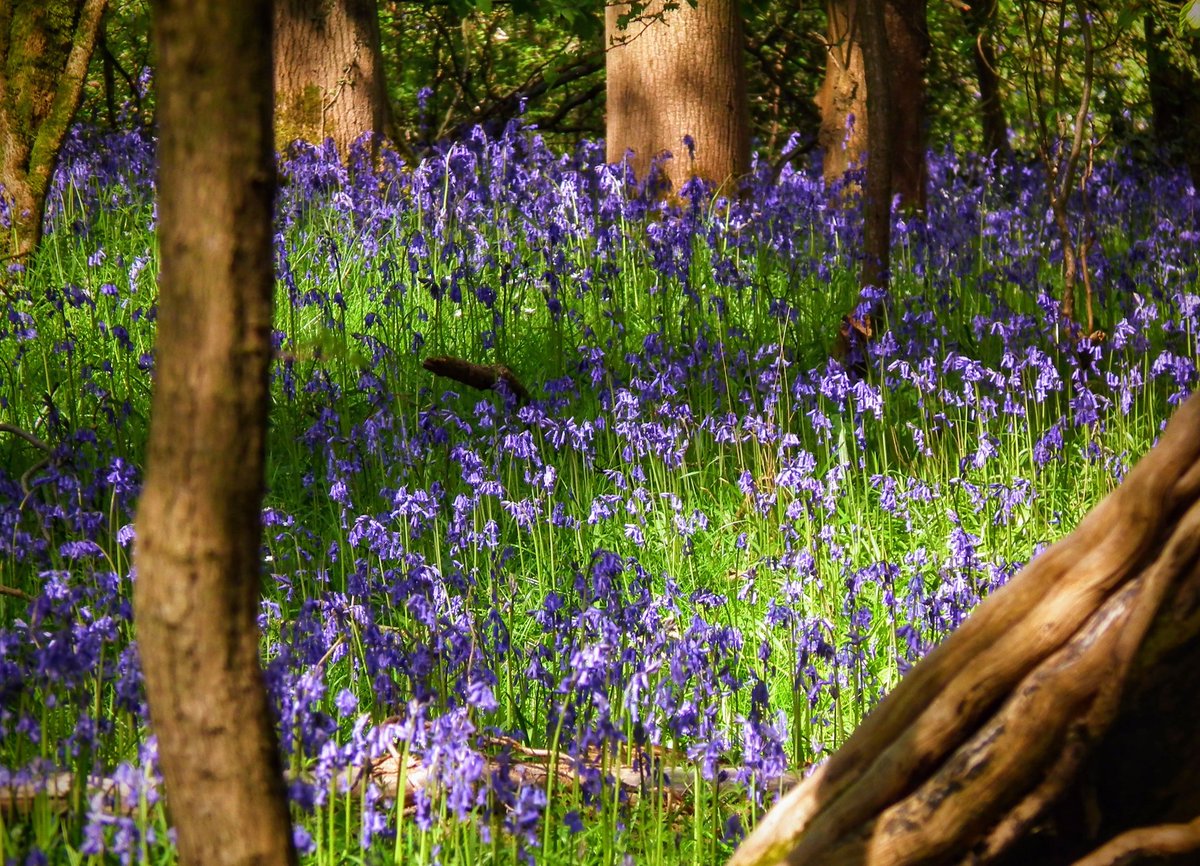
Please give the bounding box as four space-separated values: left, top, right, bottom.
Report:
1184 0 1200 30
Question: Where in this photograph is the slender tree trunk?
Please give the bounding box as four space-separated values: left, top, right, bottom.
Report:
605 0 750 196
861 0 891 293
0 0 106 265
135 1 297 864
1145 11 1200 189
815 0 927 212
731 391 1200 866
274 0 389 158
964 0 1011 163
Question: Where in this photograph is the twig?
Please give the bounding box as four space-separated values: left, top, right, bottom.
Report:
0 423 51 453
0 584 32 601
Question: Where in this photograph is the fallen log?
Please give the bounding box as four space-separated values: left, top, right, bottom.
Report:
422 356 530 404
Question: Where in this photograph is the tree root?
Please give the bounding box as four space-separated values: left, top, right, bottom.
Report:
1070 816 1200 866
730 392 1200 866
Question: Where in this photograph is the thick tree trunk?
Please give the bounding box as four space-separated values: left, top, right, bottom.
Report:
963 0 1010 163
605 0 750 196
0 0 106 264
1145 12 1200 190
730 391 1200 866
815 0 927 211
135 1 297 865
274 0 389 158
814 0 865 183
883 0 927 211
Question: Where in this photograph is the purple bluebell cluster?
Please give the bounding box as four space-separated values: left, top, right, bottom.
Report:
0 119 1197 861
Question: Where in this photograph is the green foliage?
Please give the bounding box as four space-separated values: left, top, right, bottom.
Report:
79 0 1190 165
1183 0 1200 29
77 0 152 128
380 1 606 157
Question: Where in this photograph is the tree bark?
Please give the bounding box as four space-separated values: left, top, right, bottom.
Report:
729 391 1200 866
135 1 297 864
815 0 927 212
860 0 891 294
274 0 389 158
963 0 1010 163
605 0 750 197
0 0 106 264
1145 11 1200 189
815 0 865 184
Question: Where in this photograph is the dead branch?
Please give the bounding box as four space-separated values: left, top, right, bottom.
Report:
423 355 530 404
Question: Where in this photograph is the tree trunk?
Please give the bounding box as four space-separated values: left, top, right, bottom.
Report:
730 391 1200 866
605 0 750 197
1145 12 1200 190
274 0 389 158
881 0 926 212
963 0 1010 163
860 0 891 294
814 0 865 183
135 1 297 865
815 0 927 212
0 0 106 265
833 0 895 369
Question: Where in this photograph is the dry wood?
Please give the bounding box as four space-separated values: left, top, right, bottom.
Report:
1069 816 1200 866
1 733 805 824
730 392 1200 866
423 355 531 404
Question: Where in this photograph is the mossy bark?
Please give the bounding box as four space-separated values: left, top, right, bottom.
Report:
273 0 389 159
0 0 106 264
134 1 297 864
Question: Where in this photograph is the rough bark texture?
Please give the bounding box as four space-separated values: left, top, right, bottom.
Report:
729 391 1200 866
605 0 750 197
1145 12 1200 190
1046 0 1092 326
815 0 927 211
274 0 388 158
963 0 1010 163
815 0 865 184
135 1 297 865
0 0 106 264
860 0 891 294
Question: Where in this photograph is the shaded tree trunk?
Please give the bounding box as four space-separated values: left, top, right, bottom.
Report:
274 0 389 158
605 0 750 196
860 0 891 294
730 391 1200 866
880 0 926 211
815 0 927 211
1145 11 1200 189
963 0 1010 163
0 0 106 265
135 1 297 864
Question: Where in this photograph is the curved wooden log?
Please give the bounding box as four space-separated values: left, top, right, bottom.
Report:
730 392 1200 866
422 355 530 404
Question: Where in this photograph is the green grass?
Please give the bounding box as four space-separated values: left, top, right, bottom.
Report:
0 139 1196 864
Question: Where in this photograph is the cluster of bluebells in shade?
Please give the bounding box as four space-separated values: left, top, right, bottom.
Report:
0 115 1196 862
